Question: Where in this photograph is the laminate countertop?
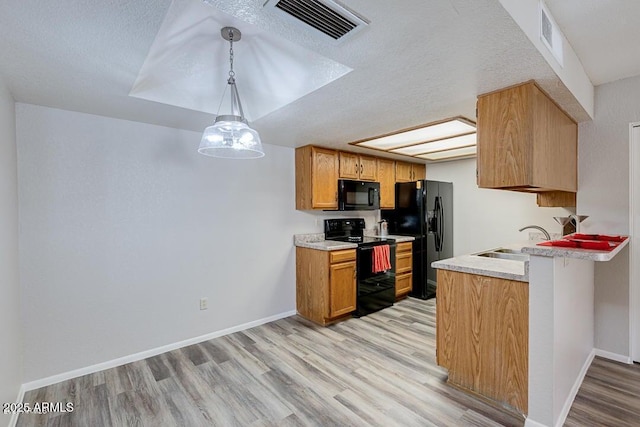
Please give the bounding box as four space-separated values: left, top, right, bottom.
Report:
431 242 531 283
520 236 629 261
294 233 415 251
431 234 630 283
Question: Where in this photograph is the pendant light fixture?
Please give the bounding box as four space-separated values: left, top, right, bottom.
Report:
198 27 264 159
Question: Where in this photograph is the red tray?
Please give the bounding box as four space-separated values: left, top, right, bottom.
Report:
537 235 627 251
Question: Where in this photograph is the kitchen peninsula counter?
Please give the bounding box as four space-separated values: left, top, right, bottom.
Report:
432 235 630 427
520 238 628 261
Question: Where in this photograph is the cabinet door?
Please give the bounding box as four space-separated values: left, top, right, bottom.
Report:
396 162 413 182
312 147 339 209
412 163 426 181
477 84 530 188
359 155 378 181
396 273 413 297
377 159 396 209
329 261 357 318
437 269 528 414
338 152 360 180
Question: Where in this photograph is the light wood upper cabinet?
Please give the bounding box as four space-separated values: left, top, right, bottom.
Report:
377 158 396 209
413 163 426 181
396 161 426 182
296 247 357 325
359 155 378 181
295 145 428 211
339 152 378 181
295 146 339 210
477 81 577 197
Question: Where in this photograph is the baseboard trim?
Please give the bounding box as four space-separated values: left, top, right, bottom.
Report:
8 385 26 427
595 348 633 364
524 419 547 427
554 348 596 427
21 309 296 392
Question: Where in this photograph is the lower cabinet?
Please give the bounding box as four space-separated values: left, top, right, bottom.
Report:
436 269 528 415
395 242 413 298
296 247 357 325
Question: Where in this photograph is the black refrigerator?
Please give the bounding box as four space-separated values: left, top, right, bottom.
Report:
381 180 453 299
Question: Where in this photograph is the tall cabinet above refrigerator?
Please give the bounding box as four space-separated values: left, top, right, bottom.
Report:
381 180 453 299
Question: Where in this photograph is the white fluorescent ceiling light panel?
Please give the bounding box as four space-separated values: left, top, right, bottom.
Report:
417 145 477 161
351 117 477 162
129 0 352 121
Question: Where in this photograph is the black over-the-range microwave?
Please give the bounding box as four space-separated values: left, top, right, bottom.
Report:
337 179 380 211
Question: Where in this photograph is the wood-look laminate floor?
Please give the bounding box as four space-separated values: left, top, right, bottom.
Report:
565 356 640 427
16 298 640 427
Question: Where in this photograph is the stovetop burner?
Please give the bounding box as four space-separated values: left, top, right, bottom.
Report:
330 236 393 245
324 219 394 247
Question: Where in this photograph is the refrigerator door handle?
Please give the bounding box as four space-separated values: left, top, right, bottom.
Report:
439 196 445 253
434 197 441 252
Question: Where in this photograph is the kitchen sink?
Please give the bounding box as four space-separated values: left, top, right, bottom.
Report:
493 248 523 254
476 251 529 261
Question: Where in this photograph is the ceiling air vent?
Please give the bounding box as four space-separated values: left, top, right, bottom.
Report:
264 0 368 42
539 0 564 67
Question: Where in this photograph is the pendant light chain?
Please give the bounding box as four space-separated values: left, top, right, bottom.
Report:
228 28 235 82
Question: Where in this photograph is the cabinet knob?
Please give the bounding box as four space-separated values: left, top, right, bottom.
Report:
360 164 363 174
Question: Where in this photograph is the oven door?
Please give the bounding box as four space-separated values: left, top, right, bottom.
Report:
357 243 396 282
355 243 396 316
338 180 380 211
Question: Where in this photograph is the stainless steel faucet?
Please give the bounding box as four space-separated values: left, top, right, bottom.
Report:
518 225 551 240
568 214 586 234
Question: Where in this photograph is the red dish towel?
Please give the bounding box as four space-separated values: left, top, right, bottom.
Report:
372 245 391 274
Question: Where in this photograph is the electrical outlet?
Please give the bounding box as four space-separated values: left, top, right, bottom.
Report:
199 297 208 310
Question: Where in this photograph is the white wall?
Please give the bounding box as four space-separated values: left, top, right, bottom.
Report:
578 74 640 357
498 0 594 118
0 76 22 425
528 256 594 427
427 158 570 255
16 103 361 382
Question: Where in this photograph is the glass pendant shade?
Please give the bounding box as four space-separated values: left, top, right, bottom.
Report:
199 27 264 159
198 115 264 159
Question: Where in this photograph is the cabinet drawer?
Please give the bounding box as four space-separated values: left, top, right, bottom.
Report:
396 242 413 253
396 272 412 296
396 251 413 274
330 249 356 264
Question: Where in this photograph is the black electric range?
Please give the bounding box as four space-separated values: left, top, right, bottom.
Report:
325 218 396 317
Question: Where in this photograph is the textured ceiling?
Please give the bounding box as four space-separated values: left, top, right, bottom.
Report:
1 0 627 160
131 0 351 121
